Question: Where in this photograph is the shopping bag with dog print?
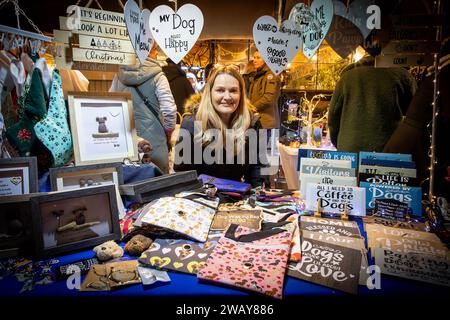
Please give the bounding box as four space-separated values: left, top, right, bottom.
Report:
197 221 295 299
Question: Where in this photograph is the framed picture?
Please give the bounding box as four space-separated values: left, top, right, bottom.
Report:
0 157 38 196
49 163 124 191
31 185 121 258
68 92 139 166
0 193 45 258
49 163 126 219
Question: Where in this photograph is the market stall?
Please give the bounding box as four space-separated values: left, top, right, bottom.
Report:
0 0 449 306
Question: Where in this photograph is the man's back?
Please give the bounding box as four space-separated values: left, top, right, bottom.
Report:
328 57 417 152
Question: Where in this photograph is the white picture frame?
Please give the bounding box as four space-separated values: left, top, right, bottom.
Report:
68 92 139 166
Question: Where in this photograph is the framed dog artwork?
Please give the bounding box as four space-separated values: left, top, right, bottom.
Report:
49 163 126 219
68 92 139 165
0 157 38 196
30 185 121 258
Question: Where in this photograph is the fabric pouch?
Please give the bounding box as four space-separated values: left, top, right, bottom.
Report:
6 68 47 156
34 69 73 166
139 196 217 242
199 174 251 193
197 221 295 299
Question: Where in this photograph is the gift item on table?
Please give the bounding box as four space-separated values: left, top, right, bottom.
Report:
374 249 450 287
124 235 153 256
300 216 363 239
93 241 124 262
139 232 222 275
301 230 369 286
137 265 171 285
13 258 58 293
138 196 217 242
198 174 252 193
120 170 201 203
362 215 428 232
80 260 141 291
288 238 362 294
210 209 263 231
197 221 296 299
365 223 448 259
253 189 297 202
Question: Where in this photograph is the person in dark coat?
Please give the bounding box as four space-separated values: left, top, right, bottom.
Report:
247 51 281 129
384 39 450 199
173 65 268 186
328 56 417 152
162 58 195 115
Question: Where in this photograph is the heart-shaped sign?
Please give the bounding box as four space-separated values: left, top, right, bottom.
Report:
162 247 171 254
300 0 334 59
325 15 364 58
149 4 204 64
252 16 303 76
124 0 153 65
333 0 374 39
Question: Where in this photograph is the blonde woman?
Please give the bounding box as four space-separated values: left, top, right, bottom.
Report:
173 65 267 186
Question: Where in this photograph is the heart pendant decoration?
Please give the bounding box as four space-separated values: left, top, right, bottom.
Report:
300 0 334 59
333 0 374 39
149 4 204 63
252 16 303 76
124 0 153 65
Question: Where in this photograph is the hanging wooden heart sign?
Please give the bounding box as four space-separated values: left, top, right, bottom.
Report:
333 0 373 39
149 4 204 64
252 16 303 76
300 0 334 59
124 0 153 64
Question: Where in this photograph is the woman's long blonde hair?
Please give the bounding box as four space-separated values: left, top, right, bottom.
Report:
194 65 252 154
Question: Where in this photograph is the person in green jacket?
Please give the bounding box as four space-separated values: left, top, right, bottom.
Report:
247 51 281 129
328 56 417 153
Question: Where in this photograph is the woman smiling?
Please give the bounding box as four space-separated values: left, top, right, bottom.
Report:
173 65 268 186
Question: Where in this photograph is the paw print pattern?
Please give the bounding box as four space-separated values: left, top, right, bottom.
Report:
34 70 72 166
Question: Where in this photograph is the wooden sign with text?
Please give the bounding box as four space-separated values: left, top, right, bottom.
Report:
72 48 136 65
60 17 129 40
389 28 437 41
382 41 440 55
210 210 263 231
288 238 362 294
375 54 434 68
375 249 450 287
77 34 135 54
